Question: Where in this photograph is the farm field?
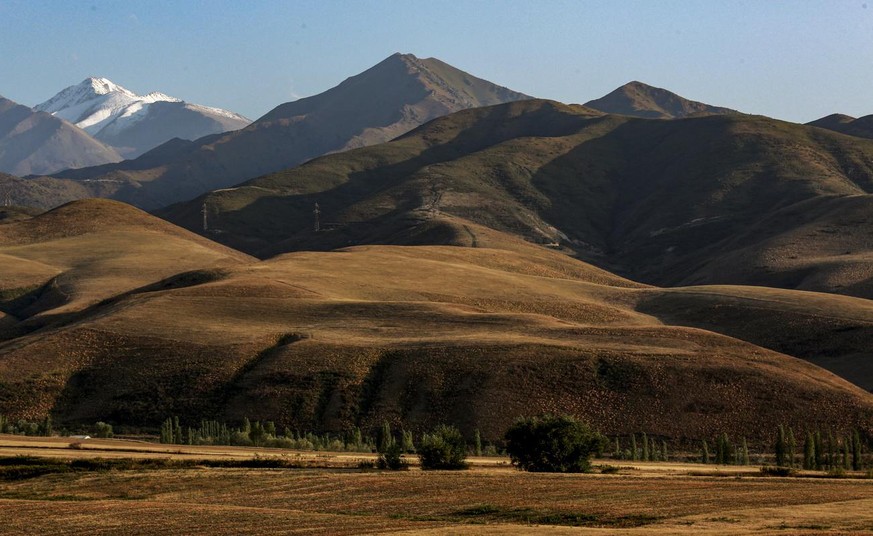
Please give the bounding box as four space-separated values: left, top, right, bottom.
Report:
0 436 871 535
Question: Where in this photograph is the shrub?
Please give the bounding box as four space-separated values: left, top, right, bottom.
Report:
760 465 795 477
94 422 113 438
376 441 407 470
504 415 606 473
418 425 468 470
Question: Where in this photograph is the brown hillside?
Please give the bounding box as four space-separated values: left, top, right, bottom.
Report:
0 199 252 323
0 214 870 443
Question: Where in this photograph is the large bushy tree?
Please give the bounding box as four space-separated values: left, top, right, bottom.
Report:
504 415 605 473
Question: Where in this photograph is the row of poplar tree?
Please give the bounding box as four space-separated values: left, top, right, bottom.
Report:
774 425 866 471
157 416 496 456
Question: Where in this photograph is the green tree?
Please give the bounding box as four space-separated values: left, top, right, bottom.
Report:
661 440 668 462
40 415 53 437
701 440 710 464
775 425 787 467
641 432 649 462
741 438 750 466
94 421 113 438
472 429 482 457
630 434 638 461
377 441 406 470
419 425 468 470
803 432 816 470
402 429 416 454
787 428 796 468
504 415 604 473
614 437 621 459
378 421 393 453
852 430 863 471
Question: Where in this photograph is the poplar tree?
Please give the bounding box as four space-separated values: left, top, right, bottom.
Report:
852 430 862 471
843 437 851 470
701 440 710 464
641 433 649 462
631 434 638 461
775 425 787 467
661 440 668 462
787 428 796 468
803 432 816 470
741 438 750 466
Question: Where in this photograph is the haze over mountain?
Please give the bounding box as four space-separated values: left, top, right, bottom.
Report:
0 95 122 175
584 81 737 119
1 198 871 442
161 98 873 303
35 77 251 158
32 53 530 209
808 113 873 140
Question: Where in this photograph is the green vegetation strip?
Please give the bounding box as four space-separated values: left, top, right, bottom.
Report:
0 456 316 481
390 504 660 528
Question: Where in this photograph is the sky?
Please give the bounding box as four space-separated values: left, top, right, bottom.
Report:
0 0 871 123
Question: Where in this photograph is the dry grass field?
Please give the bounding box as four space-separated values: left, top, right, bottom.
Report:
0 436 871 535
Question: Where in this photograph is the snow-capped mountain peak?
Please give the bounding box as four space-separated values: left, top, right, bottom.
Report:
34 77 250 157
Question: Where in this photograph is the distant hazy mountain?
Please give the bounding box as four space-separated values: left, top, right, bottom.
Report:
46 53 532 209
808 113 873 140
585 81 737 118
36 78 251 158
0 95 122 176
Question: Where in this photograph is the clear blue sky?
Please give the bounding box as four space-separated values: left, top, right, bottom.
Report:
1 0 871 123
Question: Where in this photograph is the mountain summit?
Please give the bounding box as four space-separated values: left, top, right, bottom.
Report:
49 53 532 209
584 81 736 119
36 78 251 158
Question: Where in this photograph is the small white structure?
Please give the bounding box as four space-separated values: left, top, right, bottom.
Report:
69 435 91 439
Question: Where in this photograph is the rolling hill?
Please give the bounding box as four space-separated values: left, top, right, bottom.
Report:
38 53 531 209
0 96 122 176
808 113 873 140
584 81 737 118
159 98 873 301
36 77 251 158
0 199 872 444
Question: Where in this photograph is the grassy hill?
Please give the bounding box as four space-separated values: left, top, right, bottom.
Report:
1 199 872 443
158 98 873 301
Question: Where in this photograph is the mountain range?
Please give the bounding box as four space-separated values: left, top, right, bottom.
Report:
36 53 532 209
0 95 121 175
35 77 251 158
159 98 873 303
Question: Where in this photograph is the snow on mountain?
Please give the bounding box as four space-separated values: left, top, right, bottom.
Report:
35 78 251 158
